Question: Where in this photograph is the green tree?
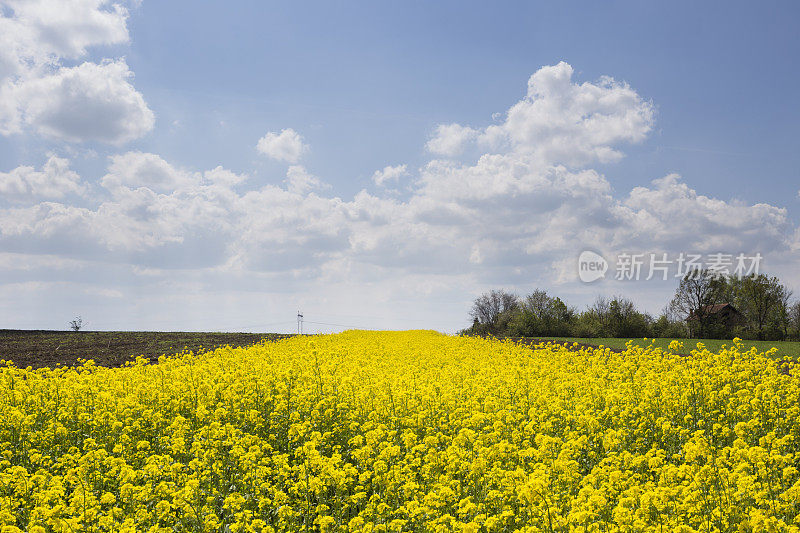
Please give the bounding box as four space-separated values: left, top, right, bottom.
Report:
509 289 575 337
738 274 789 340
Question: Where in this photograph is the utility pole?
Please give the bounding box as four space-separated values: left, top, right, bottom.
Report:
297 311 303 335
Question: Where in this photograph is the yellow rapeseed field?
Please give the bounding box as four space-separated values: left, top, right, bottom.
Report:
1 331 798 532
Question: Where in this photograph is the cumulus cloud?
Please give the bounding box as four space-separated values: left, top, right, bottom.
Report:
0 0 153 144
371 164 408 186
204 166 247 187
1 60 154 143
102 151 196 193
256 128 308 163
285 165 328 194
0 63 796 326
481 62 654 166
617 174 788 251
0 155 86 200
0 0 129 64
426 123 478 157
425 62 653 166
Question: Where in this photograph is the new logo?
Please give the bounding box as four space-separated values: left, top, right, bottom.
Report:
578 250 608 283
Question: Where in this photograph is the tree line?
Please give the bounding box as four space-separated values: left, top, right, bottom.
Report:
463 271 800 341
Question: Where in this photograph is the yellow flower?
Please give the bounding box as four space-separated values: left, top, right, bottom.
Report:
0 331 795 531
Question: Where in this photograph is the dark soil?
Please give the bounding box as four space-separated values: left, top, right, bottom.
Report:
0 330 294 369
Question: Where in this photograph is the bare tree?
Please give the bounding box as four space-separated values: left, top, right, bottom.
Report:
469 290 519 333
521 289 552 321
669 269 726 337
662 303 682 324
69 316 83 332
778 286 794 339
789 301 800 340
588 295 611 331
589 295 610 316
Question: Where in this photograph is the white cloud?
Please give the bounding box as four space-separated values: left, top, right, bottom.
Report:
284 165 328 194
371 164 408 186
478 61 655 166
256 128 308 163
204 166 247 187
0 155 86 200
0 1 153 144
426 123 478 157
616 174 788 251
0 63 797 330
1 64 792 280
2 60 154 144
792 228 800 252
2 64 792 278
102 151 196 193
0 0 129 62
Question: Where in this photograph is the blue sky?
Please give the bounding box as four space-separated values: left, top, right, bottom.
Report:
0 1 798 332
122 0 800 203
